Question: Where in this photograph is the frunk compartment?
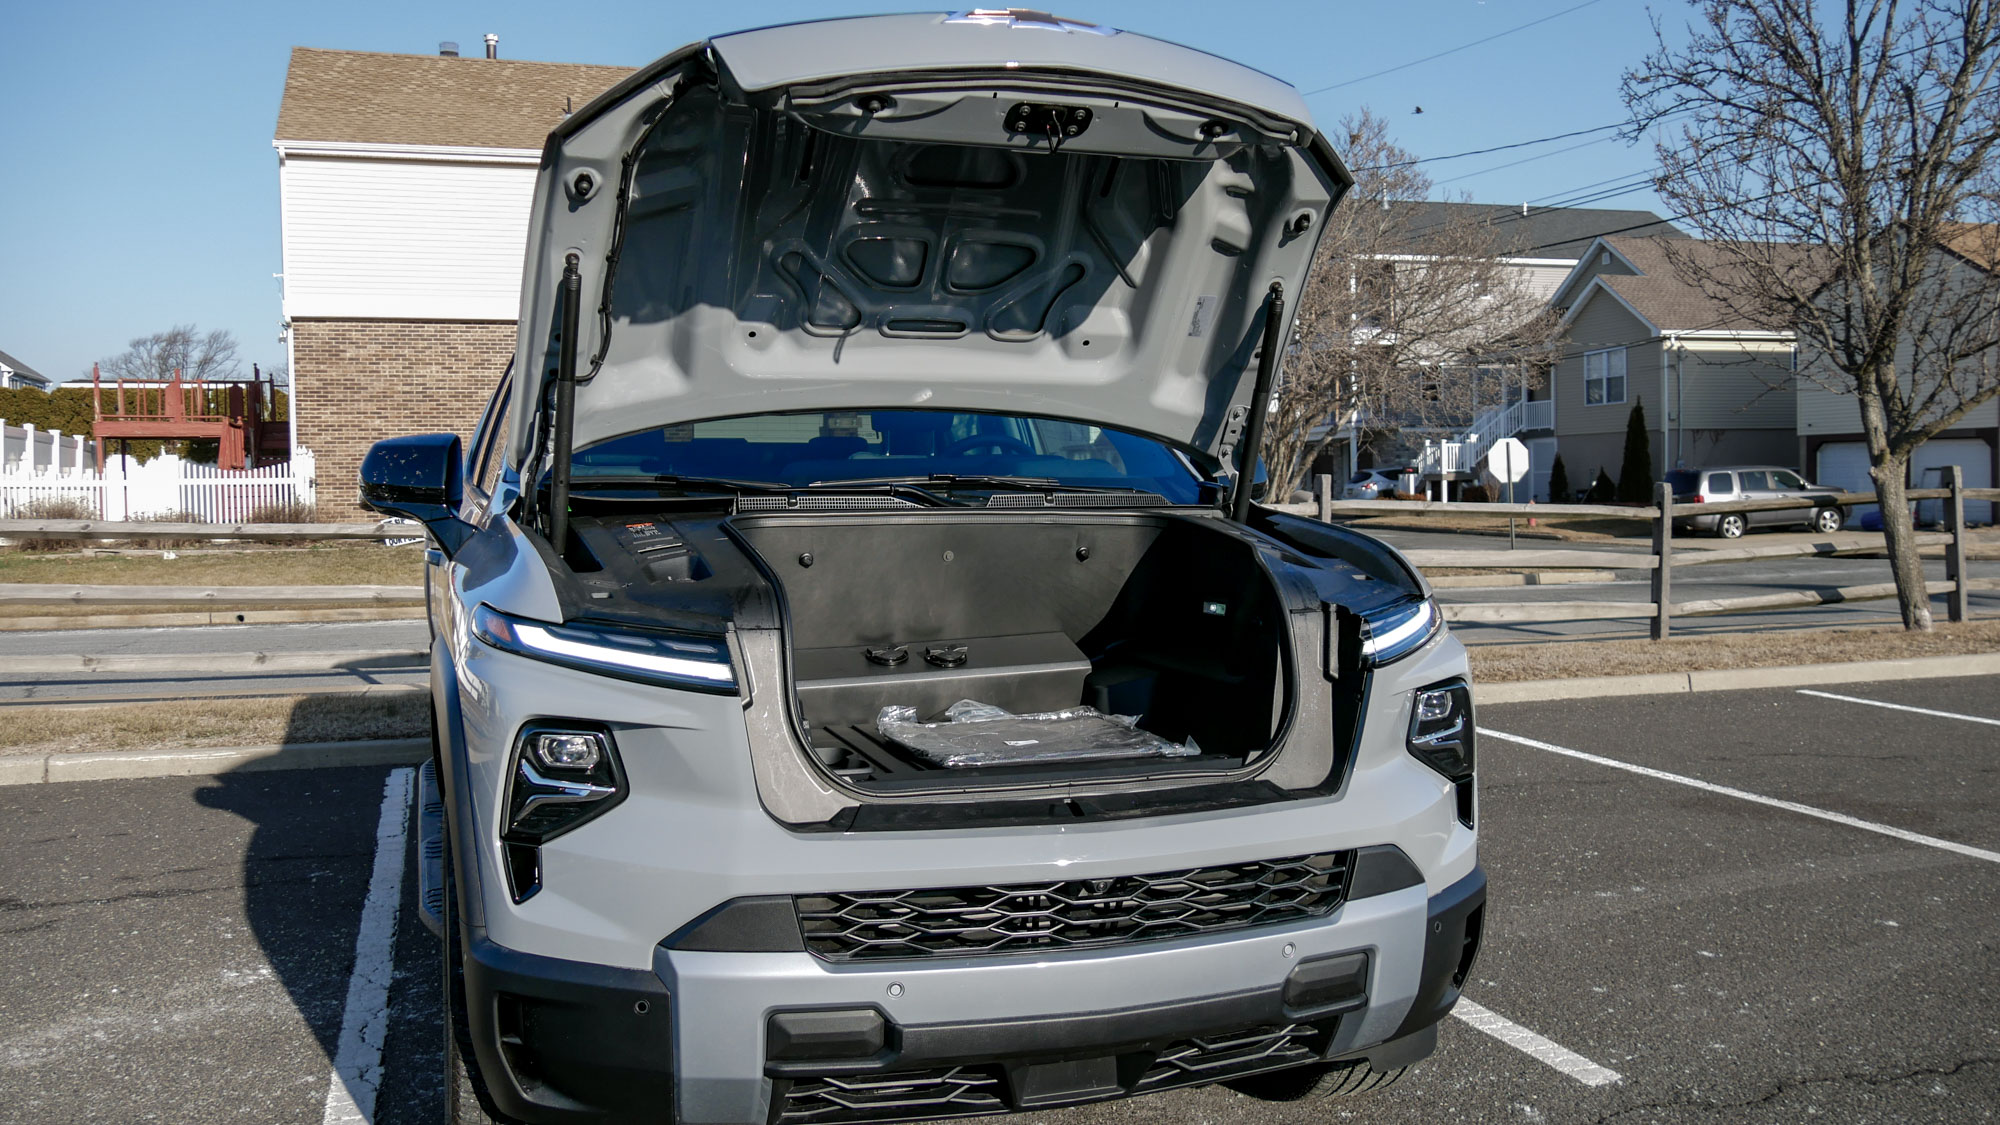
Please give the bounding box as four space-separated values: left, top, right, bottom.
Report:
729 512 1291 788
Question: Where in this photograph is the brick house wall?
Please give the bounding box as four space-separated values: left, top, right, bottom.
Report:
291 319 514 518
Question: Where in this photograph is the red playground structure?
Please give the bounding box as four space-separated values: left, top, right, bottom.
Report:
91 364 290 471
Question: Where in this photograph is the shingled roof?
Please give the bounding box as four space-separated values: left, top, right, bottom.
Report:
1942 222 2000 273
1585 236 1805 334
1385 202 1688 260
275 48 633 150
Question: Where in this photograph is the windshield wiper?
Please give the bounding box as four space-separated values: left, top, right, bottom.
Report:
570 475 955 507
569 474 793 494
822 474 1156 496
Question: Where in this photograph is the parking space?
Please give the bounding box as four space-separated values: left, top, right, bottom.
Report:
1 677 1994 1123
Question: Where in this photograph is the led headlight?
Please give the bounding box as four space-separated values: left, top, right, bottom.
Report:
531 731 603 771
1359 597 1441 665
1407 680 1474 781
499 723 626 903
473 604 737 693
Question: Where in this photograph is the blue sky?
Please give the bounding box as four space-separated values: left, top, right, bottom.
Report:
1 0 1679 386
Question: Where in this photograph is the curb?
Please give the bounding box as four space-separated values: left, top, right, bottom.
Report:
0 738 429 786
0 607 426 631
1473 651 2000 705
26 648 428 675
0 682 428 709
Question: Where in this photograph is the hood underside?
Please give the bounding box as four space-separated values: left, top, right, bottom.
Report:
509 12 1350 464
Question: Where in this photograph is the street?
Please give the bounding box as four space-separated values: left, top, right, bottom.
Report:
2 675 1994 1123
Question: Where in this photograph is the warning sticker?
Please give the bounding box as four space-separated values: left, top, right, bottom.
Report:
1188 295 1217 338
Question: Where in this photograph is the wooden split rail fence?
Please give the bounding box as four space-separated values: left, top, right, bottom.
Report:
1290 467 1999 639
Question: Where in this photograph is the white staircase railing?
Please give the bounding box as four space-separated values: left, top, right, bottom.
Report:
1416 399 1553 478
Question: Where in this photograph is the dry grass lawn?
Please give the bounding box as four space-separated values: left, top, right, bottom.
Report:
0 693 428 756
0 543 424 587
1469 620 2000 683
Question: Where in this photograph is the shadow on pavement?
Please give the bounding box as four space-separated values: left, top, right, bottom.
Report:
194 748 443 1123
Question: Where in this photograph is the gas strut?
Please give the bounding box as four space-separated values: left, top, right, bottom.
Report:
1230 280 1286 524
548 253 582 550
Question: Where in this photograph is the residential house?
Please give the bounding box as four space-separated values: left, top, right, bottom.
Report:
1797 223 1999 523
273 43 631 517
0 349 54 391
1330 204 1686 498
1543 236 1798 498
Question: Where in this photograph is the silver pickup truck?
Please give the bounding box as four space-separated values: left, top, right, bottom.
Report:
359 12 1484 1124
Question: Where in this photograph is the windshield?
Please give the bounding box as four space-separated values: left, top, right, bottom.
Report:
567 410 1210 503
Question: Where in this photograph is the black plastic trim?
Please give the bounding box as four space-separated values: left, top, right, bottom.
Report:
1391 865 1487 1040
461 937 674 1124
663 895 806 952
764 983 1313 1077
1325 1020 1437 1071
768 1007 891 1062
1282 951 1370 1019
1347 844 1424 900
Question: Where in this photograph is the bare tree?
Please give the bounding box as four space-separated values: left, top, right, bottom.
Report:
1265 110 1563 498
1626 0 2000 630
94 325 243 384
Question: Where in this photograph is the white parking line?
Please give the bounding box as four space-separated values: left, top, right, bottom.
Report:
1796 689 2000 727
1452 999 1624 1086
1480 727 2000 865
323 767 414 1125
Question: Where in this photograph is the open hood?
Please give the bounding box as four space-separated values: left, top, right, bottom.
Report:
508 11 1351 467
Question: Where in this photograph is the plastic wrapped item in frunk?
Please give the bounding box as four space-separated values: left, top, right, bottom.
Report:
875 699 1201 768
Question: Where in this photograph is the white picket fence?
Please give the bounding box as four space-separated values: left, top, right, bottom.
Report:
0 445 317 522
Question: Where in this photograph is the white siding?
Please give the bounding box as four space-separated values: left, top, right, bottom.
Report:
1510 261 1580 303
280 154 537 320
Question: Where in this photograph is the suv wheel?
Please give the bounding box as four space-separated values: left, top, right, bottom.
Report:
1223 1060 1408 1102
1716 514 1747 539
1812 506 1844 533
443 827 509 1125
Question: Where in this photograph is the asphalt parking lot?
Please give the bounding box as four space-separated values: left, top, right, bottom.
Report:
2 675 1994 1123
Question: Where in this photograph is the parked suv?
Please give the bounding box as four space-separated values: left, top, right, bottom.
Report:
1668 466 1847 538
361 14 1482 1124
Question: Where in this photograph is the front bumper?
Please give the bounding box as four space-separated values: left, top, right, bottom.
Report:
464 866 1486 1125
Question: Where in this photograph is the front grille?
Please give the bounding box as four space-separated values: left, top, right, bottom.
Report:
777 1066 1005 1124
796 851 1352 961
1134 1023 1324 1093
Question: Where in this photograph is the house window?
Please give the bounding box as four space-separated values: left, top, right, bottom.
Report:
1584 347 1627 405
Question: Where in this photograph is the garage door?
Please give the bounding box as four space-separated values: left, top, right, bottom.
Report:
1815 442 1875 526
1913 439 1995 526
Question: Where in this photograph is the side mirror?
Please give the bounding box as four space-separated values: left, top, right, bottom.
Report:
359 434 471 553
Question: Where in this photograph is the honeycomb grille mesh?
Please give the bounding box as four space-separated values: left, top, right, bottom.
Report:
773 1024 1330 1124
1135 1024 1322 1092
777 1066 1004 1124
796 852 1351 961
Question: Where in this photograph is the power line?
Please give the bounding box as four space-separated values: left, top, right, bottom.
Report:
1430 135 1621 187
1355 121 1629 172
1303 0 1609 95
1528 167 1658 204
